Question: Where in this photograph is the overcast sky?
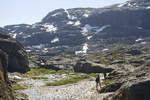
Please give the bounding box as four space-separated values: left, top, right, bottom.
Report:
0 0 128 27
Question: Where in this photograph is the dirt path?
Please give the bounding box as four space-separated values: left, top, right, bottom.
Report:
11 73 110 100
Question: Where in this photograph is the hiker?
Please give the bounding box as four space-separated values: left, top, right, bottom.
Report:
95 74 101 91
103 72 107 81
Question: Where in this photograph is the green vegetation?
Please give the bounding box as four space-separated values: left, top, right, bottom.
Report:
0 71 4 81
26 68 56 76
14 79 24 82
31 76 48 80
91 87 95 90
102 79 114 86
100 57 106 64
57 70 70 75
89 73 98 78
46 76 86 86
112 52 120 60
12 84 29 91
18 93 29 100
26 68 78 76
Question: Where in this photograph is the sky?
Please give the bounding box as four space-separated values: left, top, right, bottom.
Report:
0 0 128 27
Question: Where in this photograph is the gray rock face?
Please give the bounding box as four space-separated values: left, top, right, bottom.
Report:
74 60 114 73
29 54 79 70
0 49 15 100
100 82 122 93
112 80 150 100
0 32 29 73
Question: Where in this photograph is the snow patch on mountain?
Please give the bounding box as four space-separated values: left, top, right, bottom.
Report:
11 30 16 33
32 24 39 29
75 43 88 55
43 24 57 33
135 38 143 42
32 44 46 49
146 6 150 9
19 32 23 35
51 37 59 43
117 2 127 7
23 35 31 39
141 42 146 44
64 9 77 20
117 2 136 8
81 24 97 36
12 33 17 38
95 25 111 34
9 33 17 38
83 14 89 18
67 21 74 25
102 48 109 51
26 25 30 28
73 21 81 26
65 9 71 19
52 12 62 17
87 36 93 40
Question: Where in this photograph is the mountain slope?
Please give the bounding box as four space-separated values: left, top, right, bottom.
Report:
2 0 150 55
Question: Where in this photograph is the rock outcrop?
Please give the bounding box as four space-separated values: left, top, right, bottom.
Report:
0 49 15 100
100 82 122 93
112 80 150 100
29 54 79 70
74 60 114 73
0 32 29 73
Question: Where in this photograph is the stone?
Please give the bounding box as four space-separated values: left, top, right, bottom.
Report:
112 80 150 100
0 49 15 100
100 82 122 93
0 32 29 73
74 60 114 73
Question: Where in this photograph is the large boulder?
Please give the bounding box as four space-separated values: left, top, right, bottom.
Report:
0 49 15 100
30 55 79 71
74 60 114 73
100 82 122 93
112 80 150 100
0 32 29 73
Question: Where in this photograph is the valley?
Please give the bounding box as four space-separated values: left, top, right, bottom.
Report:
0 0 150 100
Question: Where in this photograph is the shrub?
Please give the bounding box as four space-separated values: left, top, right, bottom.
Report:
12 84 29 91
45 76 86 86
31 76 48 80
26 68 56 76
102 79 114 86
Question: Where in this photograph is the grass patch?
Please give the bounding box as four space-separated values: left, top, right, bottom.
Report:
12 84 29 91
89 73 98 78
46 76 86 86
102 79 114 86
56 70 69 74
15 79 24 82
31 76 48 80
26 68 57 76
26 68 80 76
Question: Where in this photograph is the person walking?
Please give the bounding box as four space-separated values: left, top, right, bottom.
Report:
95 74 101 91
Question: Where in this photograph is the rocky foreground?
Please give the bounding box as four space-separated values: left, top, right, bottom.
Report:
6 42 150 100
9 72 110 100
9 74 96 100
0 30 150 100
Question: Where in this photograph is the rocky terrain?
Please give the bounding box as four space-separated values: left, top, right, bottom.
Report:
0 50 15 100
0 32 29 100
0 0 150 100
6 42 149 100
0 32 29 73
